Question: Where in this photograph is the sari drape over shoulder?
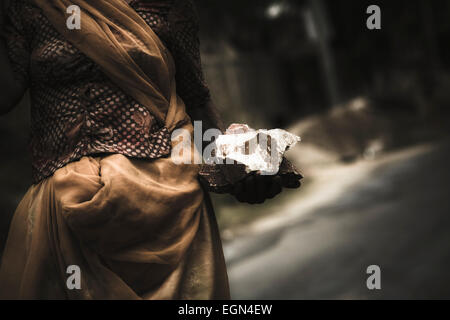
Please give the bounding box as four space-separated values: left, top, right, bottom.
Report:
0 0 230 299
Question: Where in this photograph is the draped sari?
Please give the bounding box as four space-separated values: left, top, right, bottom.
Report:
0 0 230 299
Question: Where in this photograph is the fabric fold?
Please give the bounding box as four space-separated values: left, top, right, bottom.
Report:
0 129 230 299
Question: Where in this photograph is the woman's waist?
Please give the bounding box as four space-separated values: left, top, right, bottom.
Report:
30 124 173 184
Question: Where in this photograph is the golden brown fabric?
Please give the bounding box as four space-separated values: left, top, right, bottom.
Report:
0 0 230 299
0 121 229 299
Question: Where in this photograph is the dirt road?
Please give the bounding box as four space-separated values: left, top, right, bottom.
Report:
225 140 450 299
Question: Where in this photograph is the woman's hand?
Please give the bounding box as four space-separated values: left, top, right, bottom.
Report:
231 173 300 204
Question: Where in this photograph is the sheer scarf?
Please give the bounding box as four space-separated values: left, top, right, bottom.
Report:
33 0 188 131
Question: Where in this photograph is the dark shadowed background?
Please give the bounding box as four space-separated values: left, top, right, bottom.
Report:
1 0 450 299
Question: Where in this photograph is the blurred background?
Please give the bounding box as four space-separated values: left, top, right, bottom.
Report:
2 0 450 299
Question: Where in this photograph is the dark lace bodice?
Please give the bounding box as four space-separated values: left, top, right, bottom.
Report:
4 0 211 183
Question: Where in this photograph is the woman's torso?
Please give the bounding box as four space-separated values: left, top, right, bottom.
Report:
5 0 210 183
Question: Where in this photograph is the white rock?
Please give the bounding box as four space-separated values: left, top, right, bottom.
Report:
215 124 301 175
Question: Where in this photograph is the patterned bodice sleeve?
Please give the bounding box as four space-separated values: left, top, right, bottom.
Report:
168 0 211 112
3 0 31 90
